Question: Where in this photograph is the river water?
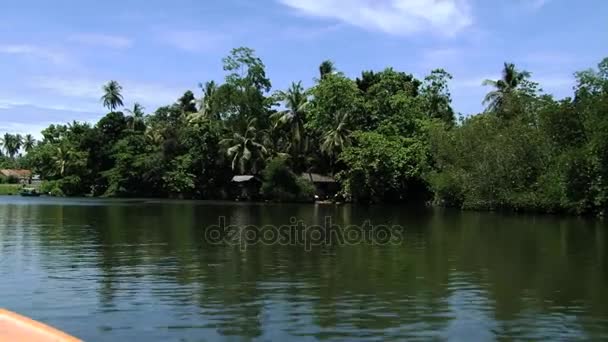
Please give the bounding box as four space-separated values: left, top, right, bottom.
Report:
0 197 607 341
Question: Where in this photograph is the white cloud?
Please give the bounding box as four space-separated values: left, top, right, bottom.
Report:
32 77 186 106
68 33 133 49
159 29 227 52
0 44 68 64
277 0 472 36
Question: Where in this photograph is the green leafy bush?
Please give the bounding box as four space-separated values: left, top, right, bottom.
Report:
261 157 314 202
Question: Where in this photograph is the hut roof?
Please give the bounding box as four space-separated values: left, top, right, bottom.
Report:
231 175 259 183
0 169 32 178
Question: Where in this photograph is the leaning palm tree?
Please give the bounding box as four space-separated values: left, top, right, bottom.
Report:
272 81 309 155
319 60 336 80
321 111 351 172
101 80 124 112
220 118 268 174
23 134 36 152
125 103 145 130
482 63 531 112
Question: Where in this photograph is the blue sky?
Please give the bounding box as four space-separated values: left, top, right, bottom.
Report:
1 0 606 137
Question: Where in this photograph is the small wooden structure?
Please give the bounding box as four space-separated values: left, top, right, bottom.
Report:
300 173 338 199
231 175 262 200
0 169 33 185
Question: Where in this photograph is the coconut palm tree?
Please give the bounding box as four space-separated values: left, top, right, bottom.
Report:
23 134 36 152
125 103 145 130
2 133 22 159
101 80 124 112
52 146 72 177
482 63 531 112
321 111 351 172
272 81 309 155
220 118 268 174
189 81 219 125
145 127 164 145
319 60 336 80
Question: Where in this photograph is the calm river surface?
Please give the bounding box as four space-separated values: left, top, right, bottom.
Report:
0 196 607 341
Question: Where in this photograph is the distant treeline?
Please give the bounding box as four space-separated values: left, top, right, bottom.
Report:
1 47 607 215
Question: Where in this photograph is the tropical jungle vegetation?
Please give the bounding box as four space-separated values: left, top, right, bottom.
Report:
1 47 607 215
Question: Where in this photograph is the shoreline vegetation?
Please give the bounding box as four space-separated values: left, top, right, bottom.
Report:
1 47 607 216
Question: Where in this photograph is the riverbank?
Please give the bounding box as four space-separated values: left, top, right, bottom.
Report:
0 184 22 195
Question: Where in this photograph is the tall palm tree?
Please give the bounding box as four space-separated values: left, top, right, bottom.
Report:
23 134 36 152
101 80 124 112
189 81 219 125
125 103 145 130
2 133 22 159
319 60 336 80
321 111 351 172
272 81 309 155
482 63 531 112
220 118 268 174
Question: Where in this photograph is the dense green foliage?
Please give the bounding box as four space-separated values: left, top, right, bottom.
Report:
3 47 607 214
429 58 608 215
260 157 315 202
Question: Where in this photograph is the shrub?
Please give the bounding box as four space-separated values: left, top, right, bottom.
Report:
40 180 65 197
261 157 314 202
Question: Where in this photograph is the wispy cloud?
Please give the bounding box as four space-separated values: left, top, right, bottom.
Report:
32 77 186 106
530 0 551 10
277 0 473 36
0 44 68 64
158 29 227 52
68 33 133 49
0 103 101 137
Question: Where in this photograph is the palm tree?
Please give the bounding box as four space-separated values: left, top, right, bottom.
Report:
272 81 309 155
220 118 268 174
23 134 36 152
145 127 164 145
319 60 336 80
2 133 22 159
321 111 351 172
125 103 145 130
189 81 219 125
52 146 72 177
482 63 531 112
101 80 124 112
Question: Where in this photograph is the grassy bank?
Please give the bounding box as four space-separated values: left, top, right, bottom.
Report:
0 184 22 195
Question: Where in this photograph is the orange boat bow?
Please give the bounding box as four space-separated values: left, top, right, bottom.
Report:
0 309 81 342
